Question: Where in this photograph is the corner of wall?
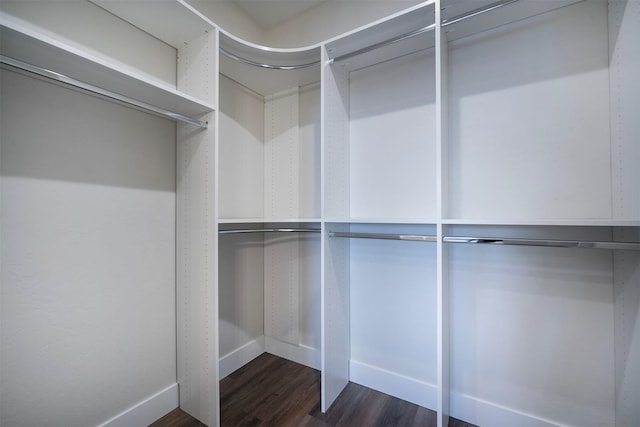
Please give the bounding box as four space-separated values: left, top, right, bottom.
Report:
185 0 266 45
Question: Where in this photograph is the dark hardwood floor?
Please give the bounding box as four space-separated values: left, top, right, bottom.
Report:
150 353 477 427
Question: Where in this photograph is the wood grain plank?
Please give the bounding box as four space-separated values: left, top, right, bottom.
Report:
150 353 478 427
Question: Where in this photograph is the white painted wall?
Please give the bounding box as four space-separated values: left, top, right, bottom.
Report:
447 0 611 221
264 0 423 47
349 224 438 408
349 49 436 220
449 226 615 427
0 70 177 426
185 0 422 48
218 75 265 219
186 0 265 45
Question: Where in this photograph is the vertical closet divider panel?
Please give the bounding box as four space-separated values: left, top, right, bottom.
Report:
613 228 640 427
321 44 351 411
609 0 640 223
434 1 449 425
609 1 640 425
176 27 220 427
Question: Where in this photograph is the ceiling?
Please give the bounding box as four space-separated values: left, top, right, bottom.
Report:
231 0 329 30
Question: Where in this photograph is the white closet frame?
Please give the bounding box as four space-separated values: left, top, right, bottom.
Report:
4 0 637 426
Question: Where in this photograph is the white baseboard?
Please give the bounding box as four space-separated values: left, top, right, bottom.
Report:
349 360 437 409
450 391 563 427
98 383 178 427
219 336 266 379
265 336 321 370
219 335 320 379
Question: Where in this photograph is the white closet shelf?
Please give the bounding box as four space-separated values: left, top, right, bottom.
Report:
219 32 321 96
441 0 583 43
325 218 439 225
329 231 437 242
443 236 640 251
218 218 322 224
442 218 640 227
325 1 436 72
219 227 320 235
0 18 215 119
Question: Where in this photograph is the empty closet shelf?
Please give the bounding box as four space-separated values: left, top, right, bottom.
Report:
443 236 640 251
219 228 320 234
441 0 520 27
328 24 435 64
328 0 520 64
0 55 208 128
329 231 437 242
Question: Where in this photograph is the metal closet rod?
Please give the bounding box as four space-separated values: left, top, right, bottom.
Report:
221 0 519 68
219 228 321 235
329 0 520 64
0 55 208 129
220 47 320 70
329 231 437 242
328 232 640 250
444 237 640 251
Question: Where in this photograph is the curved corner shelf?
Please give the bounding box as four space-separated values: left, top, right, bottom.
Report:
217 218 322 225
218 31 321 96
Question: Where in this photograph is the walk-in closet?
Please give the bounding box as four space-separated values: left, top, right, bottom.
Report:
1 0 638 426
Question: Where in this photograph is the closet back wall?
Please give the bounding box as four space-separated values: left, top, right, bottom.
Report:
0 71 177 426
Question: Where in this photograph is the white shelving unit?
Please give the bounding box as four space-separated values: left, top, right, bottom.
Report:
215 29 323 400
0 17 214 120
3 0 638 426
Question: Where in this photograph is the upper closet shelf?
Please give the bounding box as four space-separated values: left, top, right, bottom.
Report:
325 218 439 225
441 0 583 42
325 1 436 72
0 18 215 120
219 32 321 96
218 218 322 225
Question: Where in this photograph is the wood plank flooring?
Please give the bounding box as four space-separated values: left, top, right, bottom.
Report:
150 353 478 427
